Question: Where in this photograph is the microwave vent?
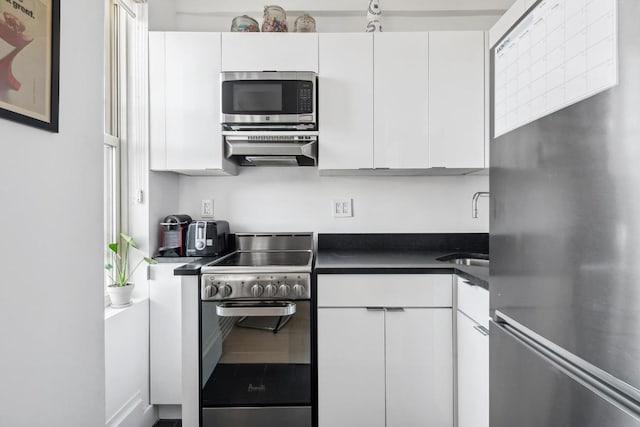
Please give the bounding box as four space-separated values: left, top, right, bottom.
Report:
249 135 295 142
223 132 318 167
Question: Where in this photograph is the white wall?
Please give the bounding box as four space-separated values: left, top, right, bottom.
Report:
0 1 105 426
178 169 489 233
149 0 510 31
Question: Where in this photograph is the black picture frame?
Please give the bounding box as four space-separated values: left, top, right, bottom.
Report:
0 0 60 132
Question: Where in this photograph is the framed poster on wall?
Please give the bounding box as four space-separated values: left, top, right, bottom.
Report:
0 0 59 132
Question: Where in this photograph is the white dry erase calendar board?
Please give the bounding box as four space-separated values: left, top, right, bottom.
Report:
493 0 618 138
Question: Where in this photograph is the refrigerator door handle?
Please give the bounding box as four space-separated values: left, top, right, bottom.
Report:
473 325 490 336
495 320 640 418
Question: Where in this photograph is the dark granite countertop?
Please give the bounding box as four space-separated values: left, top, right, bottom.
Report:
172 256 222 276
169 233 490 288
154 256 200 264
315 233 489 290
315 250 488 289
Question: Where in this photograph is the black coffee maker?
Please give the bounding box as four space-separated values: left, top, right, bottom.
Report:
158 214 192 257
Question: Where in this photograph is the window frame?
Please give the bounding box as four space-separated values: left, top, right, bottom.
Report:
104 0 136 292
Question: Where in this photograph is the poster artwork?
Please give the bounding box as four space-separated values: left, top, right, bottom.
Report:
0 0 55 128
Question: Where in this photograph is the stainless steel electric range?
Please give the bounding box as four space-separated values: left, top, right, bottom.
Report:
199 233 314 427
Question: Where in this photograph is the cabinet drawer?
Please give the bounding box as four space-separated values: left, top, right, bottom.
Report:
317 274 452 308
456 275 489 328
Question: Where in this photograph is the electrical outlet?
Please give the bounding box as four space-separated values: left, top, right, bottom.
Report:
332 199 353 218
201 199 214 218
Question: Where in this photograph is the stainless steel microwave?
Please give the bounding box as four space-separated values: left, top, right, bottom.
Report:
220 71 317 130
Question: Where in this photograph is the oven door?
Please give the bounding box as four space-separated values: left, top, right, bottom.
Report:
200 299 312 427
220 72 316 128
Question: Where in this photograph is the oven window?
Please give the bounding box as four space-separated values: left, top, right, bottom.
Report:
201 300 311 407
232 83 283 112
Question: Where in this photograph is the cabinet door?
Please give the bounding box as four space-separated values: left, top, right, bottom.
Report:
317 308 385 427
318 34 374 171
457 276 489 329
386 308 453 427
429 31 485 169
149 264 183 404
221 33 318 72
374 33 429 169
163 32 224 170
457 311 489 427
149 32 167 170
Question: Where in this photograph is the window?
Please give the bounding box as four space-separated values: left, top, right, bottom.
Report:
104 0 136 289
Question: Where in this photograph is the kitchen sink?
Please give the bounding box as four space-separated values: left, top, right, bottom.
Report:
436 253 489 267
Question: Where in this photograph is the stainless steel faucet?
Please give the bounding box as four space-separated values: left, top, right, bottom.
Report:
472 192 490 218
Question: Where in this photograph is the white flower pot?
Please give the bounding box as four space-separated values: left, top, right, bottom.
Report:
107 283 134 308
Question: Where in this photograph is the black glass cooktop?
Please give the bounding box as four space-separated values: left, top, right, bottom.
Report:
212 251 312 267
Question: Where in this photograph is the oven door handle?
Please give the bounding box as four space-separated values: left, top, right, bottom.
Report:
215 301 297 317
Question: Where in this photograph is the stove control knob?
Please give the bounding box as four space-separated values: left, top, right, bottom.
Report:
205 285 218 298
251 284 264 297
219 284 232 298
279 284 291 297
292 284 305 298
265 284 277 297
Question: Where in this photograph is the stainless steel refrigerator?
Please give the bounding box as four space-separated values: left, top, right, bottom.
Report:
490 1 640 425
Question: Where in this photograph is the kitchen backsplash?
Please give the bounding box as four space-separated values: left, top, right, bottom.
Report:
175 168 489 233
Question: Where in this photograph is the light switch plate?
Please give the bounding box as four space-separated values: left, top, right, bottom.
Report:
332 199 353 218
201 199 214 218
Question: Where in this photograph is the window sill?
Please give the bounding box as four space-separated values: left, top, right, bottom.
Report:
104 296 149 320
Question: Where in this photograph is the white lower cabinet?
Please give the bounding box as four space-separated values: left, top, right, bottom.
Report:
317 274 453 427
149 263 183 404
456 312 489 427
456 276 489 427
317 307 386 427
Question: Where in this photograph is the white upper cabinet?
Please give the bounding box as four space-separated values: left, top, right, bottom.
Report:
149 32 236 175
318 31 486 174
149 32 167 171
429 31 486 169
221 33 319 72
318 33 374 171
374 33 429 169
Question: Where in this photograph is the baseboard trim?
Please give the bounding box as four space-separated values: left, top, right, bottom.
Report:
142 404 157 427
106 392 157 427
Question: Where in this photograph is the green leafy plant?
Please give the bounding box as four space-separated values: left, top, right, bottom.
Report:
105 233 158 287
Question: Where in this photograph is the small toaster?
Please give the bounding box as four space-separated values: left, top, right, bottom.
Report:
186 220 230 257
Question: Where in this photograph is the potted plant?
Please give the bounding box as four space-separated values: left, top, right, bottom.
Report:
105 233 157 308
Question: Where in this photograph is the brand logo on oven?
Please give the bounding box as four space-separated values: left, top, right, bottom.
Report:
248 384 266 392
265 116 271 121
